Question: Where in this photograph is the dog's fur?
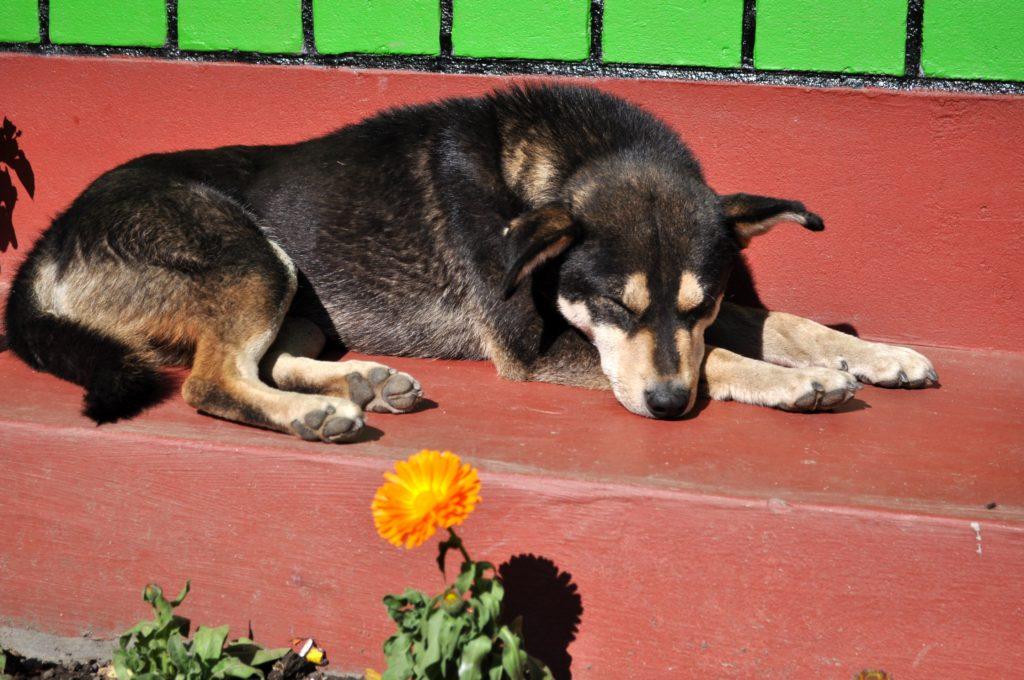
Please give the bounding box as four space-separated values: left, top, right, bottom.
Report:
4 84 937 441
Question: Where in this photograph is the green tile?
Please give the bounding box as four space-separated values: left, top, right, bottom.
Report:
755 0 907 75
179 0 303 53
50 0 166 47
452 0 589 61
0 0 40 43
314 0 439 55
922 0 1024 81
603 0 743 68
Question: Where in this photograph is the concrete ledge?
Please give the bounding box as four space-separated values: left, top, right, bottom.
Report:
1 346 1022 677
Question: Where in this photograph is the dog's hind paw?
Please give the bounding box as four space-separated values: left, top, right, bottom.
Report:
290 402 365 443
365 366 422 413
337 363 423 414
839 343 938 389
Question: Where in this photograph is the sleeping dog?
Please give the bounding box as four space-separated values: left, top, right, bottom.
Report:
5 84 937 442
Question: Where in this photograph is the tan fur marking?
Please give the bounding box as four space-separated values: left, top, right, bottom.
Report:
677 271 704 312
589 325 658 415
734 211 806 247
512 235 574 287
524 155 558 204
622 273 650 314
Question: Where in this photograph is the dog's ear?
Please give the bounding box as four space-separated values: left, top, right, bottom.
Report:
720 193 825 248
502 203 579 298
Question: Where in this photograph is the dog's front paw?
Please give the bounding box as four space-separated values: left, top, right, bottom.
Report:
774 367 862 412
839 343 938 389
708 361 861 412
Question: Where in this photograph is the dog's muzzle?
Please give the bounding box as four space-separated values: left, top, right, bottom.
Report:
643 381 691 419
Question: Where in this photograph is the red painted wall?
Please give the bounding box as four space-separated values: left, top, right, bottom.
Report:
1 54 1022 351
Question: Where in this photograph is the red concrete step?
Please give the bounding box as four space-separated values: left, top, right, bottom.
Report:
3 53 1024 677
1 345 1022 678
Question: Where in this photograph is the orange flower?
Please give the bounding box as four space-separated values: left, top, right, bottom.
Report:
372 450 481 549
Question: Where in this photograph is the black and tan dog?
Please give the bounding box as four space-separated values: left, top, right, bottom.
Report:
5 84 937 442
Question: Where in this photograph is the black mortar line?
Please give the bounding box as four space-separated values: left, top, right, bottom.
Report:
300 0 315 55
2 41 1022 96
166 0 178 50
588 0 604 65
741 0 756 70
38 0 50 46
439 0 453 58
905 0 925 77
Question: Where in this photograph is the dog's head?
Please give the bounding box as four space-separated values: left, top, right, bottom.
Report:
502 158 823 418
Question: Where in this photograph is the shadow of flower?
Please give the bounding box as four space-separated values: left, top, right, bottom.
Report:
1 116 35 253
499 554 583 680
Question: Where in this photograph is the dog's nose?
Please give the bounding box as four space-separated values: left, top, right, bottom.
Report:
644 382 691 419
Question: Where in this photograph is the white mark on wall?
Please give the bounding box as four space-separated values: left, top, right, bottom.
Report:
912 643 934 668
970 521 982 557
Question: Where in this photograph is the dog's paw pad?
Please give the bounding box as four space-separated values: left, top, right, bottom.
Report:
344 372 375 408
292 406 364 443
366 368 422 414
322 416 361 442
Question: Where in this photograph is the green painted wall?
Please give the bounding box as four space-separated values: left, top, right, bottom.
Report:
603 0 743 68
0 0 39 43
755 0 907 75
50 0 166 47
314 0 439 55
0 0 1022 83
922 0 1024 81
178 0 303 53
451 0 590 61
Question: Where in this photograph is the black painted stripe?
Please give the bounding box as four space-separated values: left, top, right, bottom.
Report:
904 0 925 78
440 0 453 58
300 0 315 55
38 0 50 46
2 40 1022 96
166 0 178 50
589 0 603 64
741 0 756 70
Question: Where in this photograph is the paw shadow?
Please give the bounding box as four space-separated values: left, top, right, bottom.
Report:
346 423 384 443
825 396 870 414
399 396 438 414
499 554 583 680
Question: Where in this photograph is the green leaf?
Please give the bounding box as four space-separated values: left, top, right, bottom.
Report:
417 609 448 671
455 562 477 595
526 654 555 680
112 649 134 680
498 626 525 680
192 625 230 662
457 635 492 680
249 648 288 666
166 631 190 672
210 656 262 679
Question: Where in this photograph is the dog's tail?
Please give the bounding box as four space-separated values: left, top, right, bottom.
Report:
5 267 164 424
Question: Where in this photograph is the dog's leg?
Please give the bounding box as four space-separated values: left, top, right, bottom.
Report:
709 302 938 388
260 317 423 414
181 279 367 443
702 345 861 411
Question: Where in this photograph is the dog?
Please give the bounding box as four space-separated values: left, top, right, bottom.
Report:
4 84 937 442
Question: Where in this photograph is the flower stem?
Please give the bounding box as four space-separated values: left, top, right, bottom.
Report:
447 527 472 564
